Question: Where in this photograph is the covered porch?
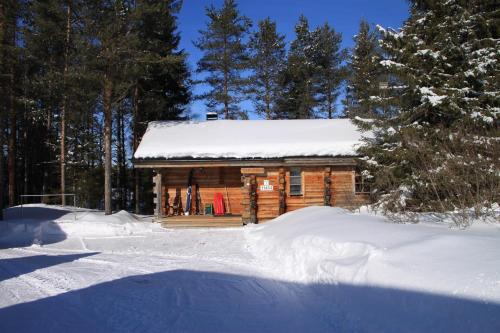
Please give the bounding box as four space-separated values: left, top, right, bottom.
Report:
152 165 246 227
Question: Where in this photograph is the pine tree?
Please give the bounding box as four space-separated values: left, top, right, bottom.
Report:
130 0 190 213
276 15 317 119
345 19 382 118
4 0 19 207
313 22 347 119
195 0 251 119
248 17 285 119
0 1 5 219
60 0 72 206
83 0 137 214
359 0 500 224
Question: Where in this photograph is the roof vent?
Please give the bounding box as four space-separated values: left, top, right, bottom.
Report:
206 112 218 121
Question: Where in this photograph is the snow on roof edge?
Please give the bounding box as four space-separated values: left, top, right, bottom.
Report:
134 119 369 160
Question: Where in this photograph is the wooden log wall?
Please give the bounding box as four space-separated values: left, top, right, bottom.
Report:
161 167 243 216
246 165 368 221
330 166 356 208
324 167 332 206
278 168 286 215
255 169 280 221
241 170 259 224
157 164 371 222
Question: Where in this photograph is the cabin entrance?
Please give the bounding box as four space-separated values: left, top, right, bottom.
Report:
158 166 243 226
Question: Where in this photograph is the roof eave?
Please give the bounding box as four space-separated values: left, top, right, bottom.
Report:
132 156 361 169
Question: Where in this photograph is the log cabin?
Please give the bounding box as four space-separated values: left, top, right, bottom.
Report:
133 118 371 227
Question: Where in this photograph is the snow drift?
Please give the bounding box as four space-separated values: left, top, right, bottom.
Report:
246 206 500 303
0 205 156 248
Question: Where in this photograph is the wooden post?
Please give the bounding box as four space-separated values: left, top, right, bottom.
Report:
324 167 332 206
153 171 162 220
249 174 257 224
241 173 257 224
241 175 249 223
279 168 286 215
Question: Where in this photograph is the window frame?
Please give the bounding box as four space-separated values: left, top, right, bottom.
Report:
289 167 303 196
355 170 371 194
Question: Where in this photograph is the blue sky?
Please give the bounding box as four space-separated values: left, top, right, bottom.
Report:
178 0 410 119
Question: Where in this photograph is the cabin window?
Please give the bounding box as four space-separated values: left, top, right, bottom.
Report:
290 167 302 195
355 170 372 194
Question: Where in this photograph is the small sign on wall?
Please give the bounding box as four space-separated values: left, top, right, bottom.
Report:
260 180 274 191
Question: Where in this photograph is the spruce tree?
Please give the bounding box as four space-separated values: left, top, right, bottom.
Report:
345 19 382 118
358 0 499 224
248 17 286 119
195 0 251 119
313 22 347 119
276 15 317 119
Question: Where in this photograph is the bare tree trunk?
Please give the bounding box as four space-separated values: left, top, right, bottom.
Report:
103 71 113 215
60 0 72 206
264 76 271 120
223 35 229 119
7 51 15 207
115 106 126 210
327 80 333 119
115 109 122 210
119 107 127 209
0 1 5 219
23 105 27 195
133 85 140 214
0 115 3 220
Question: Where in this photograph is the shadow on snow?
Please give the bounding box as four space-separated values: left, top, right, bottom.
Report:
0 269 498 333
0 206 70 249
0 253 99 282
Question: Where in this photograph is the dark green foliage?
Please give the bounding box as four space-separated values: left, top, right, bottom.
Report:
313 22 347 118
0 0 190 214
132 0 190 122
276 16 346 119
194 0 252 119
358 0 499 224
248 17 286 119
344 20 383 118
275 16 317 119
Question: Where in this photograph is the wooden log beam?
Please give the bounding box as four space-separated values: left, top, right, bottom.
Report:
279 168 286 215
153 171 162 220
249 174 257 224
324 167 332 206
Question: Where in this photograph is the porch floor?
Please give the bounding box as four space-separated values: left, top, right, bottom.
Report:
159 215 243 228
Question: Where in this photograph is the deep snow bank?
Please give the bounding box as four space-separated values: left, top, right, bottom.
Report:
0 205 157 248
245 206 500 303
57 209 156 237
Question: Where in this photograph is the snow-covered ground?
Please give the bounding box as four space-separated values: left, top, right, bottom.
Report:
1 204 499 332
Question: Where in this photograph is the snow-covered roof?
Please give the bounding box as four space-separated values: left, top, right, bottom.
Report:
134 119 366 160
